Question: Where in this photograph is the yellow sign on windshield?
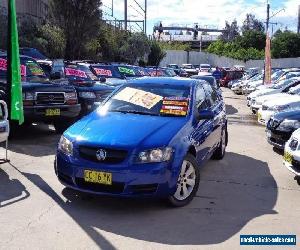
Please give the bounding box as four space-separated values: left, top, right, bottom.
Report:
113 87 163 109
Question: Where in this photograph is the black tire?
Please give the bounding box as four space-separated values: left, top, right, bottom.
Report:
296 178 300 186
167 154 200 207
212 127 227 160
54 119 75 134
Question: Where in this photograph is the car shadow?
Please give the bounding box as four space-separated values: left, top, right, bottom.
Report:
225 104 238 115
7 124 61 157
12 152 278 247
273 147 284 155
0 168 30 208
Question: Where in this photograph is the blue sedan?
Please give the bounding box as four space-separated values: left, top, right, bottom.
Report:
55 77 228 207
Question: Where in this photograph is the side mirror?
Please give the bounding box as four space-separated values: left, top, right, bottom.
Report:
50 71 62 80
198 109 214 120
100 76 106 83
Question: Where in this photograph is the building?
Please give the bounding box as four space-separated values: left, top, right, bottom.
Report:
0 0 49 21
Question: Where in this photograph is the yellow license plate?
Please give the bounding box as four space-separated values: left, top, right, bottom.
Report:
84 170 112 185
284 151 293 164
45 108 60 116
258 112 262 121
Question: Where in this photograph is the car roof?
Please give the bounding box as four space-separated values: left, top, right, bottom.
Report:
0 53 36 61
127 77 198 87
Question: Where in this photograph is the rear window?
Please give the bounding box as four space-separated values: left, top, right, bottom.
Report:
20 48 48 60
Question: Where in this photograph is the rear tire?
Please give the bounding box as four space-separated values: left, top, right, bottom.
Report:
296 178 300 186
167 154 200 207
212 127 227 160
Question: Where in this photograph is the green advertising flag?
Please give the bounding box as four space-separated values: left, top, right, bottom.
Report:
7 0 24 125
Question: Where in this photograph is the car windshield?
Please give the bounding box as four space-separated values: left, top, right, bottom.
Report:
100 84 191 117
164 68 177 77
92 65 122 79
273 79 295 89
271 70 285 81
168 65 179 69
0 56 46 79
20 48 48 60
64 64 98 81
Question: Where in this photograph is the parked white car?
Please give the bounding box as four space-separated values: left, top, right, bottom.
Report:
284 128 300 185
199 64 211 72
181 64 198 75
232 72 263 94
248 78 300 112
257 95 300 125
0 100 9 143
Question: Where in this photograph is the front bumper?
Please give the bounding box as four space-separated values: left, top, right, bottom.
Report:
24 104 81 122
283 151 300 176
55 152 181 198
266 129 291 149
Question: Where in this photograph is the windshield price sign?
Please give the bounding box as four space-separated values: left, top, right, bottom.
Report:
94 68 112 77
65 67 88 78
0 58 26 76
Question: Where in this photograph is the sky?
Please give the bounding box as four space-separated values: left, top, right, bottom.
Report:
101 0 299 35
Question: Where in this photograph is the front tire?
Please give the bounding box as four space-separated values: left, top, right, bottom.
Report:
167 154 200 207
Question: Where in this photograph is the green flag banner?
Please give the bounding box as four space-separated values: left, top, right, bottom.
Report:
8 0 24 125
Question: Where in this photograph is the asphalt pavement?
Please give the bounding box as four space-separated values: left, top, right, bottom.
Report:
0 88 299 250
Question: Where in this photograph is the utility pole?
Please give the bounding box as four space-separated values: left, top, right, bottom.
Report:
144 0 147 34
266 3 270 32
124 0 128 31
298 5 300 34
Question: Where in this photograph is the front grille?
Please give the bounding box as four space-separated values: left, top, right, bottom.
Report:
289 139 298 151
36 92 65 105
95 90 113 102
262 105 268 111
75 178 125 193
79 146 128 164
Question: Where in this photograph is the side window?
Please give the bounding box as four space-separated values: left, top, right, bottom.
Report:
195 85 208 110
203 83 219 107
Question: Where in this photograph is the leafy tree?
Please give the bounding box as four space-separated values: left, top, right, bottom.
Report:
148 41 166 66
119 33 150 64
272 31 300 58
51 0 102 60
158 41 191 51
220 20 240 41
0 10 7 50
236 30 266 50
241 14 264 34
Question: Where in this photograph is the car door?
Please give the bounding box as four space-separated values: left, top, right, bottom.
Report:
190 84 215 163
202 83 224 150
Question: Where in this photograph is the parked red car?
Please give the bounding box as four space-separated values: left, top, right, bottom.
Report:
220 69 244 87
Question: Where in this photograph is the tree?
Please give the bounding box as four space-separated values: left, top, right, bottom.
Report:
148 41 166 66
0 10 7 50
272 31 300 58
119 33 150 64
51 0 102 60
241 14 264 34
220 20 240 41
236 30 266 50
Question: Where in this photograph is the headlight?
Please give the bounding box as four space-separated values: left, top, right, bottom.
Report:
137 147 173 163
79 92 96 98
23 92 34 100
58 136 73 156
65 92 77 100
278 119 300 131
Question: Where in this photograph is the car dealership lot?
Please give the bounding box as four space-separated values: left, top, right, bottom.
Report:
1 88 300 249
